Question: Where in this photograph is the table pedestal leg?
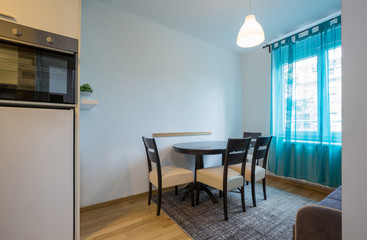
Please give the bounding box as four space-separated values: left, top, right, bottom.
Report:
180 154 220 204
195 155 217 204
200 184 218 204
180 184 192 201
180 183 218 204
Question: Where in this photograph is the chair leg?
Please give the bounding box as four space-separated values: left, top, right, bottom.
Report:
262 178 267 200
157 186 162 216
148 182 152 205
251 181 256 207
190 183 195 207
196 182 201 205
175 185 178 195
240 186 246 212
219 190 222 198
223 190 228 220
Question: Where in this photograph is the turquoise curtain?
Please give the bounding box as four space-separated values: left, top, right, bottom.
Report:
268 17 342 188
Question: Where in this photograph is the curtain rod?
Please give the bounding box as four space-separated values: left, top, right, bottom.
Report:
262 11 341 52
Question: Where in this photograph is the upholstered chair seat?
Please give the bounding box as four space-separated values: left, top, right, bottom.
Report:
197 166 244 191
229 164 265 182
149 166 193 188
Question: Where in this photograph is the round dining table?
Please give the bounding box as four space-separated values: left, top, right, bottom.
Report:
173 141 228 204
173 141 227 155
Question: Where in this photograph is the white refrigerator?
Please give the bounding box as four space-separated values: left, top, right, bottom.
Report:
0 106 74 240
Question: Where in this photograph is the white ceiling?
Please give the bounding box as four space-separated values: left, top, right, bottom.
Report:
99 0 341 55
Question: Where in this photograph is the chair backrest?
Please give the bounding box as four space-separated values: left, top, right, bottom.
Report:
243 132 262 148
251 136 272 169
222 138 251 191
142 137 162 185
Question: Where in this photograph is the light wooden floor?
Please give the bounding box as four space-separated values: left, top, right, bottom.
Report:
80 178 330 240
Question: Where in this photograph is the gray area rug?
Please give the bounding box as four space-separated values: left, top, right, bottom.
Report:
153 183 317 240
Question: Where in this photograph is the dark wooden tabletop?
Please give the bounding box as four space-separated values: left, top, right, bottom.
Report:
172 141 227 155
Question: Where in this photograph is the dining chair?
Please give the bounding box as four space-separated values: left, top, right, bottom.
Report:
243 131 262 148
142 137 194 216
243 132 262 185
230 136 272 207
196 138 251 220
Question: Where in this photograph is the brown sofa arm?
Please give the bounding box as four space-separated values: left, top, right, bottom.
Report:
294 205 342 240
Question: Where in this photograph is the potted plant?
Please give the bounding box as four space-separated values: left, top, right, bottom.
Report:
80 83 93 98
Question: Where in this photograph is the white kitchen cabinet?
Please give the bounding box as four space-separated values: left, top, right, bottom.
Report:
0 107 74 240
0 0 79 39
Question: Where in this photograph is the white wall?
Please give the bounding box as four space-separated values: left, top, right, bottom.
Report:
241 48 271 135
342 0 367 239
79 0 242 207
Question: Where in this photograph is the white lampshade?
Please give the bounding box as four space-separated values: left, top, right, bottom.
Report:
237 14 265 48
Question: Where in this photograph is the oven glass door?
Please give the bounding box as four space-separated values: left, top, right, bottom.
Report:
0 41 75 104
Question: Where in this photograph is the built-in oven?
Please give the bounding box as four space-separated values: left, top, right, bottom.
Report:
0 20 78 104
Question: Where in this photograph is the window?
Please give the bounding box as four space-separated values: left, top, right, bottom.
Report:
281 46 342 135
269 16 342 188
328 47 342 132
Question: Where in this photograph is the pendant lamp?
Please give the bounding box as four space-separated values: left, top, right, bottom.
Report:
237 0 265 48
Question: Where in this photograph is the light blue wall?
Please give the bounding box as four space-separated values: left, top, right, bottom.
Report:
241 48 271 135
80 0 243 207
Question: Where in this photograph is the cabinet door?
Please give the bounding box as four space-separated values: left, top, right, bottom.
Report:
0 107 74 240
1 0 79 39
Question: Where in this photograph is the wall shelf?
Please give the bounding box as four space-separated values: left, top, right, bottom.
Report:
152 131 212 137
80 99 98 110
